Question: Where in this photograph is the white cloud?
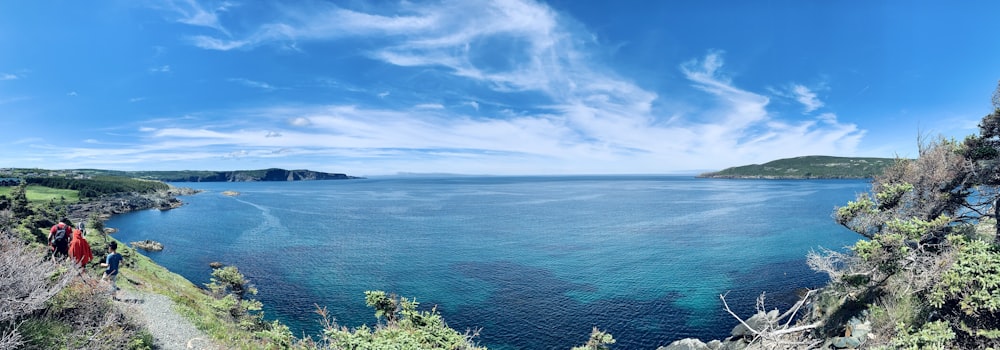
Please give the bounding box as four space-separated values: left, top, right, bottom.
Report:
129 97 147 103
0 73 17 80
150 65 171 73
415 103 444 110
289 117 311 127
792 84 823 113
67 91 78 96
162 0 233 35
57 1 869 174
229 78 276 90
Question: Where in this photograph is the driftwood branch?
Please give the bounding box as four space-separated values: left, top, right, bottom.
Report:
720 290 821 349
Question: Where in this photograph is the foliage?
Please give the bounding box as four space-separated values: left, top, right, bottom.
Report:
0 234 73 349
699 155 897 179
319 291 485 350
571 327 616 350
879 321 956 350
365 290 399 323
10 181 29 217
205 266 267 331
930 236 1000 323
810 85 1000 349
24 279 154 350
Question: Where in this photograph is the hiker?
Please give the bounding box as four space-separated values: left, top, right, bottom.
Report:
67 225 93 268
100 241 123 300
49 218 72 259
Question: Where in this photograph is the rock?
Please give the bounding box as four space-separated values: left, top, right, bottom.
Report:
731 310 777 337
706 340 722 350
131 240 164 252
659 338 710 350
221 190 240 196
830 336 862 348
104 227 118 234
209 262 224 269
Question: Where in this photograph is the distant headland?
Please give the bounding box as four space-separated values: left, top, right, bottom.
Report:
697 155 898 179
66 168 363 182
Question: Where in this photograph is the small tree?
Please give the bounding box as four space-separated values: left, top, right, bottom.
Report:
571 327 615 350
205 266 264 330
10 181 29 218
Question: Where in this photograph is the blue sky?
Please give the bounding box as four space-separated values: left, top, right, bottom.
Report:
1 1 997 176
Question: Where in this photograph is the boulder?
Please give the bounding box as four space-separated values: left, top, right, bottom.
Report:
131 240 164 252
659 338 710 350
731 310 778 337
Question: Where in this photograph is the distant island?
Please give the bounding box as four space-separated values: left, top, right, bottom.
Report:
697 155 897 179
72 168 362 182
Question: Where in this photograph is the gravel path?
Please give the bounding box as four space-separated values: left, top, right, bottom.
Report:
119 290 225 350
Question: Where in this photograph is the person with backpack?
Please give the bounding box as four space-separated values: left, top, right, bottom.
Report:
49 218 72 259
100 241 123 300
67 225 93 268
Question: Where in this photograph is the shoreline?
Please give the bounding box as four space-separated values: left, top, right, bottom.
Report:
65 186 202 226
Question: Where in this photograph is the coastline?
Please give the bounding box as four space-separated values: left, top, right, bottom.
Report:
65 186 201 224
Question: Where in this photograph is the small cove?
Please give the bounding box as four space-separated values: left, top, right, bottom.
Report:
108 175 868 349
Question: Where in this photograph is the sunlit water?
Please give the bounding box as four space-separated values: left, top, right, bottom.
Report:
108 176 868 349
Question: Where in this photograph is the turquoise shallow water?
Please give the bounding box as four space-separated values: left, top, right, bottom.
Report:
107 176 869 349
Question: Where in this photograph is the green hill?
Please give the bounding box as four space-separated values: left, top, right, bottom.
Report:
697 155 898 179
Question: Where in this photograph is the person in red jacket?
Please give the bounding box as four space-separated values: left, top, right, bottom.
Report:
67 226 93 268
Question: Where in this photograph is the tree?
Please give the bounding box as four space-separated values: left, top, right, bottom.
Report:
817 84 1000 348
364 290 399 324
962 80 1000 240
10 181 29 218
205 266 264 330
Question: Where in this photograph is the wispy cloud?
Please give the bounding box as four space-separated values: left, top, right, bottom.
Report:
289 117 311 127
792 84 823 113
229 78 276 90
150 65 171 73
161 0 233 35
0 73 17 80
56 0 868 174
415 103 444 110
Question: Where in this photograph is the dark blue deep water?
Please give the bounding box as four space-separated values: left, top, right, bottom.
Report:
107 176 869 349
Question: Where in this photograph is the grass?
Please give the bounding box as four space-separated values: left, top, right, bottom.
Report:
85 233 270 349
0 185 79 203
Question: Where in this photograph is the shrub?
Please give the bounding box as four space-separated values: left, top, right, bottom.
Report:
318 291 484 350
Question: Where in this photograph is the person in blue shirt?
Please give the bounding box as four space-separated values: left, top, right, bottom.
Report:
100 241 123 300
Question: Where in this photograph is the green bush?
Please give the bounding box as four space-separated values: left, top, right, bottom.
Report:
320 291 485 350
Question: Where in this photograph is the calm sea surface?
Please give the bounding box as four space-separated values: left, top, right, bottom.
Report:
107 176 869 349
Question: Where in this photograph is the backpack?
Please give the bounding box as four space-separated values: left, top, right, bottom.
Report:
53 224 68 245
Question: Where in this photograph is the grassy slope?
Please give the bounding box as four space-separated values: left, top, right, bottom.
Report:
699 155 897 179
86 233 269 348
0 185 79 203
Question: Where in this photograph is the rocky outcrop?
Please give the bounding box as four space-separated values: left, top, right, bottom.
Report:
660 309 872 350
65 187 200 223
131 240 164 251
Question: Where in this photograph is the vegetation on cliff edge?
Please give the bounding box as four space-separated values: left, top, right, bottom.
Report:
698 155 896 179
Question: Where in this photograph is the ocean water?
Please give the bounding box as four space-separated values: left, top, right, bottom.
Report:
107 176 869 349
